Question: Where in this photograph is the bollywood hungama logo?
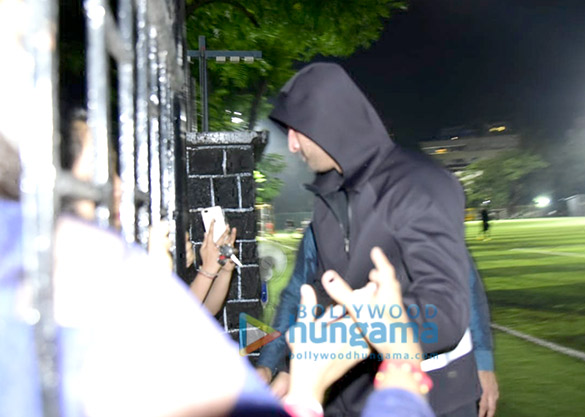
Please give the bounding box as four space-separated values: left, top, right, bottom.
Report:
239 303 439 355
239 313 282 356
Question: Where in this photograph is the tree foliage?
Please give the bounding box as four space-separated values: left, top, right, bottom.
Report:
462 150 549 209
186 0 408 131
254 153 286 203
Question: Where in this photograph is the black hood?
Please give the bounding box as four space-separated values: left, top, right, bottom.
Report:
269 63 395 189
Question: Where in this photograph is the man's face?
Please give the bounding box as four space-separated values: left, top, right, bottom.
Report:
288 128 341 173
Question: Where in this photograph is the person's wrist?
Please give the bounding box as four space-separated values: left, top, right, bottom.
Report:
198 263 221 279
375 372 421 395
374 360 433 395
223 263 236 272
201 262 221 274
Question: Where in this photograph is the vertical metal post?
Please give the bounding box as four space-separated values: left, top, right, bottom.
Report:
85 0 112 229
148 27 162 224
172 0 189 279
18 0 60 415
118 0 136 244
199 35 208 131
159 55 172 220
159 50 178 261
173 99 187 279
191 75 197 132
135 0 150 246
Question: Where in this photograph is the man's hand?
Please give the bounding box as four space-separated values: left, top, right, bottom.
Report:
286 285 369 403
478 370 499 417
322 247 422 360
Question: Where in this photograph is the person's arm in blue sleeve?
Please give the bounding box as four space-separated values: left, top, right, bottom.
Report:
469 254 500 417
256 225 318 377
468 255 494 371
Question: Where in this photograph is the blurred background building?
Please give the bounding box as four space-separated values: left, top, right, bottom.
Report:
420 123 520 173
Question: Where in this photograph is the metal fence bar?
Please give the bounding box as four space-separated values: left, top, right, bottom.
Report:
159 51 177 255
19 0 61 415
85 0 112 228
171 0 189 278
146 0 184 92
148 27 162 224
135 0 151 246
198 36 209 131
105 10 132 64
173 96 188 278
117 0 136 244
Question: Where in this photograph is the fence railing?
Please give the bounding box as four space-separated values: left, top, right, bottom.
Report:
15 0 191 414
84 0 189 267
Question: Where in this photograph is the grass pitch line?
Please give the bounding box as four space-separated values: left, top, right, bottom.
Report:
262 239 298 252
492 323 585 362
509 248 585 258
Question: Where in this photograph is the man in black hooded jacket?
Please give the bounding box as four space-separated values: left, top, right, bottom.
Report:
269 63 480 417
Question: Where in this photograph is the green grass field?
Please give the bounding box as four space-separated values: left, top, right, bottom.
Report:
262 218 585 415
466 218 585 416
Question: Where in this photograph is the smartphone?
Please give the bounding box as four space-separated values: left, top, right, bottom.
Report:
201 206 227 243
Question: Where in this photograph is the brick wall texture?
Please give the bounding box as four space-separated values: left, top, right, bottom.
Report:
186 132 265 360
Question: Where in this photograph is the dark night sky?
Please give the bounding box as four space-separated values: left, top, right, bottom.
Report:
317 0 585 145
268 0 585 217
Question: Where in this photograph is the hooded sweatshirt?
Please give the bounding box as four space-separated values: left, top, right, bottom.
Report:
270 63 480 416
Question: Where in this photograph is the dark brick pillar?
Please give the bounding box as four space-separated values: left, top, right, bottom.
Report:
186 131 268 358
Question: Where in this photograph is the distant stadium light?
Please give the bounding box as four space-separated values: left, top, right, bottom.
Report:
534 196 551 208
489 126 507 132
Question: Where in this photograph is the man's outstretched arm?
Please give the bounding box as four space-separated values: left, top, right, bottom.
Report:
469 256 499 417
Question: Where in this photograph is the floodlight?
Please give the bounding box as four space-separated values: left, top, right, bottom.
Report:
534 196 551 208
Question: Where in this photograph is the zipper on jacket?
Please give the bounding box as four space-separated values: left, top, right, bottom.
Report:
318 192 351 254
346 194 352 253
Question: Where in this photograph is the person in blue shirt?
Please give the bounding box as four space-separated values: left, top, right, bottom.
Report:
257 225 499 417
